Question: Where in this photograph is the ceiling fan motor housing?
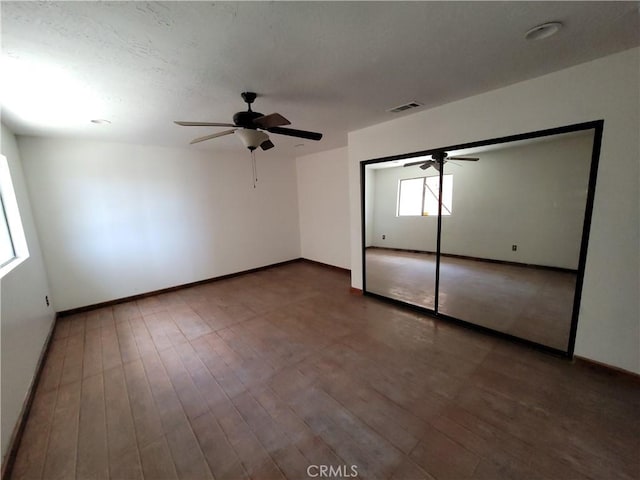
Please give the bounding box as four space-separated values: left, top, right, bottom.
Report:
233 110 264 128
234 91 262 128
433 151 447 161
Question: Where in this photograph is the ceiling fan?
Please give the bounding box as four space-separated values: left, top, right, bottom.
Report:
404 151 479 171
175 92 323 151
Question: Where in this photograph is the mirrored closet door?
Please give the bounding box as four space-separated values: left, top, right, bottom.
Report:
361 121 602 355
363 160 438 311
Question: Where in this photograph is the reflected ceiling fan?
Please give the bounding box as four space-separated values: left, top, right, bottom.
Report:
404 151 479 171
175 92 323 151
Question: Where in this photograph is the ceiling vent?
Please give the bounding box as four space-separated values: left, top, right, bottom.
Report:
387 101 423 113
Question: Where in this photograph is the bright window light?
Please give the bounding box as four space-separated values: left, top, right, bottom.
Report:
0 155 29 278
0 55 104 126
424 175 453 216
0 195 15 267
398 174 453 217
397 177 424 216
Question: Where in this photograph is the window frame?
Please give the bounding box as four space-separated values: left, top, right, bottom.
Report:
0 154 29 278
0 192 17 268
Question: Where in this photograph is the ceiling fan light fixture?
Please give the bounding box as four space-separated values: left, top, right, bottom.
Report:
525 21 563 41
235 128 269 151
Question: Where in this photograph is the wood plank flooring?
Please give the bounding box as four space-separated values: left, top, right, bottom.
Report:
9 261 640 480
365 249 576 350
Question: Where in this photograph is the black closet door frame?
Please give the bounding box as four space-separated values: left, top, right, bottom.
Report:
360 119 604 358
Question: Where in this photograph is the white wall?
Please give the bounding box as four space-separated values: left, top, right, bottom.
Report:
19 138 301 311
349 48 640 373
0 124 55 463
368 133 593 269
296 147 350 269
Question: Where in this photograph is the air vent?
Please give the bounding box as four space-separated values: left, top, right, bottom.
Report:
387 101 423 113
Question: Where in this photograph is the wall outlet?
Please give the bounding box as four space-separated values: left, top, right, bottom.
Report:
512 244 518 251
382 234 386 240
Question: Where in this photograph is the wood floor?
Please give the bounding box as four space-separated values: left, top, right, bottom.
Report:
9 261 639 480
365 249 576 350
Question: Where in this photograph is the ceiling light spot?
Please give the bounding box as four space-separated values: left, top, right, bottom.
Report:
525 21 563 41
1 55 104 127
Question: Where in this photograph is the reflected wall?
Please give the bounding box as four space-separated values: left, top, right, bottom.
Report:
362 122 601 354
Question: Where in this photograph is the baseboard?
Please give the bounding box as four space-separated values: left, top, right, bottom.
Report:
574 356 640 382
299 258 350 275
1 315 57 480
366 246 577 274
58 258 306 317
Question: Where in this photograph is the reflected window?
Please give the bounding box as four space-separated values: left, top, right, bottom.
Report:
397 175 452 216
397 177 423 216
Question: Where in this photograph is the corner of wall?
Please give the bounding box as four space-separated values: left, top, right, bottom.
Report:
1 123 56 465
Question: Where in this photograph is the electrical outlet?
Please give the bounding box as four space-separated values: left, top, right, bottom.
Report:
45 295 50 306
382 235 386 240
512 245 517 251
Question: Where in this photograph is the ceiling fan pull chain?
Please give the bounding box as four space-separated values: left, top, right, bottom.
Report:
251 150 258 188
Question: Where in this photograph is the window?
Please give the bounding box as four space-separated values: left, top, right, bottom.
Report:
397 177 424 216
397 174 453 216
0 155 29 277
0 194 16 267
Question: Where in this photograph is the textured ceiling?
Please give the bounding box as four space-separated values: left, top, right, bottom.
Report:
1 1 638 156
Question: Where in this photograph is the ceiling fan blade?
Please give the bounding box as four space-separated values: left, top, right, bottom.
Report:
175 121 236 127
420 161 436 170
260 139 275 151
448 156 479 161
189 129 237 144
267 126 323 141
253 113 291 129
403 160 427 167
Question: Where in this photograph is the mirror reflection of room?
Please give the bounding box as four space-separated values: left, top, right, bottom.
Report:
364 128 595 351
